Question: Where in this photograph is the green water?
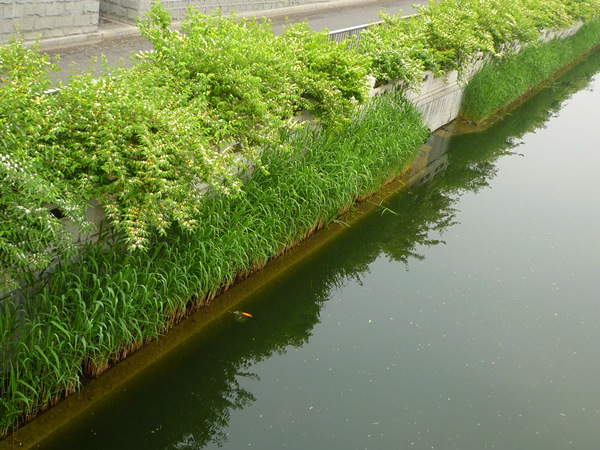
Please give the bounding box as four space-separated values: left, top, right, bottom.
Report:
38 51 600 449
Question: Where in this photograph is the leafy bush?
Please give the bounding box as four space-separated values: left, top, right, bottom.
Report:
0 40 89 291
1 4 371 281
137 6 297 150
137 5 370 130
360 0 600 85
279 22 371 128
461 18 600 122
563 0 600 21
360 13 438 85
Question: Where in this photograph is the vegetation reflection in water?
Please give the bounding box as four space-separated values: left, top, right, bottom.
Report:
37 50 600 450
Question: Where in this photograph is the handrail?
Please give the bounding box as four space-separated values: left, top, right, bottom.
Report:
329 20 383 37
328 21 382 49
327 13 417 49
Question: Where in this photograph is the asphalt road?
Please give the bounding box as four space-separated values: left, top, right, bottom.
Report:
42 0 424 84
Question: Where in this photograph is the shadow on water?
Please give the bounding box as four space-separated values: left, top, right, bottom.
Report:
36 50 600 450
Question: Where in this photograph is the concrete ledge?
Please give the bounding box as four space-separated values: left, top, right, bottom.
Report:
36 0 381 49
35 22 140 49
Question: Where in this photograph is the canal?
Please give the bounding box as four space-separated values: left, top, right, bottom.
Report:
38 51 600 449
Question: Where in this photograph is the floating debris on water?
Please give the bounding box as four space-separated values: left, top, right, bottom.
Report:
232 311 253 323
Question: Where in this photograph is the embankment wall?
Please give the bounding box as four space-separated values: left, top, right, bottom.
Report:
56 20 585 246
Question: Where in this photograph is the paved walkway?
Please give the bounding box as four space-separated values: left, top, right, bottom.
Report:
41 0 424 84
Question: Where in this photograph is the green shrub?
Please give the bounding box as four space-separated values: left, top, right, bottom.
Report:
0 4 371 276
461 18 600 122
0 93 429 438
360 0 600 85
360 13 438 85
279 22 371 128
137 4 370 130
0 40 90 291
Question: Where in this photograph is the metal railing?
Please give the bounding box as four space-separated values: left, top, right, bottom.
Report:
328 14 416 50
328 21 382 50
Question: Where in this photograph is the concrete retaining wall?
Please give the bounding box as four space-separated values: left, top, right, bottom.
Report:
0 0 99 44
58 20 586 245
1 18 585 272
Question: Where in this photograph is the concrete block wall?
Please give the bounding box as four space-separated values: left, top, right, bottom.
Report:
100 0 330 24
0 0 99 44
99 0 147 23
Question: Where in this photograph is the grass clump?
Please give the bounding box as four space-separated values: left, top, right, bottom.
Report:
360 0 600 87
0 93 429 438
0 4 370 291
461 19 600 122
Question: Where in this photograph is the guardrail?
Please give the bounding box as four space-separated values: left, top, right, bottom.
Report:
328 14 416 50
328 21 382 50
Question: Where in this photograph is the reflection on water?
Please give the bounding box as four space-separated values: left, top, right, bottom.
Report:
38 50 600 449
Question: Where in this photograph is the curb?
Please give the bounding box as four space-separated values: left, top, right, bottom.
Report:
37 0 383 50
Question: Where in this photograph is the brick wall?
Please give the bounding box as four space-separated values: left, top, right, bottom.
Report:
0 0 99 43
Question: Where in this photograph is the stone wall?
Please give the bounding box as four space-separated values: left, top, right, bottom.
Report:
101 0 331 24
99 0 147 23
0 0 99 44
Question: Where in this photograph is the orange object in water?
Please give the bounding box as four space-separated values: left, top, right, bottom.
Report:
232 310 253 323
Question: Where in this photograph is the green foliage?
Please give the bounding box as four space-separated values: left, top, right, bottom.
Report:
360 13 438 85
360 0 600 84
461 18 600 122
0 39 89 292
0 93 429 438
137 5 370 131
280 22 371 128
50 67 230 249
137 6 296 149
3 0 600 438
1 4 371 274
563 0 600 22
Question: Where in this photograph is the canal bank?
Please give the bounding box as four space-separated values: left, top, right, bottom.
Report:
6 38 600 450
3 2 600 446
32 48 600 450
0 128 452 450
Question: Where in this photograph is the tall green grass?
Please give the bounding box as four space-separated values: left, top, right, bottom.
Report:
460 19 600 123
0 92 429 438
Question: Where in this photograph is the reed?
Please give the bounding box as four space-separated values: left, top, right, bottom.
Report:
460 19 600 123
0 92 428 438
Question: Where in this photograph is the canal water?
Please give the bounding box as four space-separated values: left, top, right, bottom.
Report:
38 52 600 449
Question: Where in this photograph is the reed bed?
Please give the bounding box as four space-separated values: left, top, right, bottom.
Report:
0 92 429 437
460 19 600 123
